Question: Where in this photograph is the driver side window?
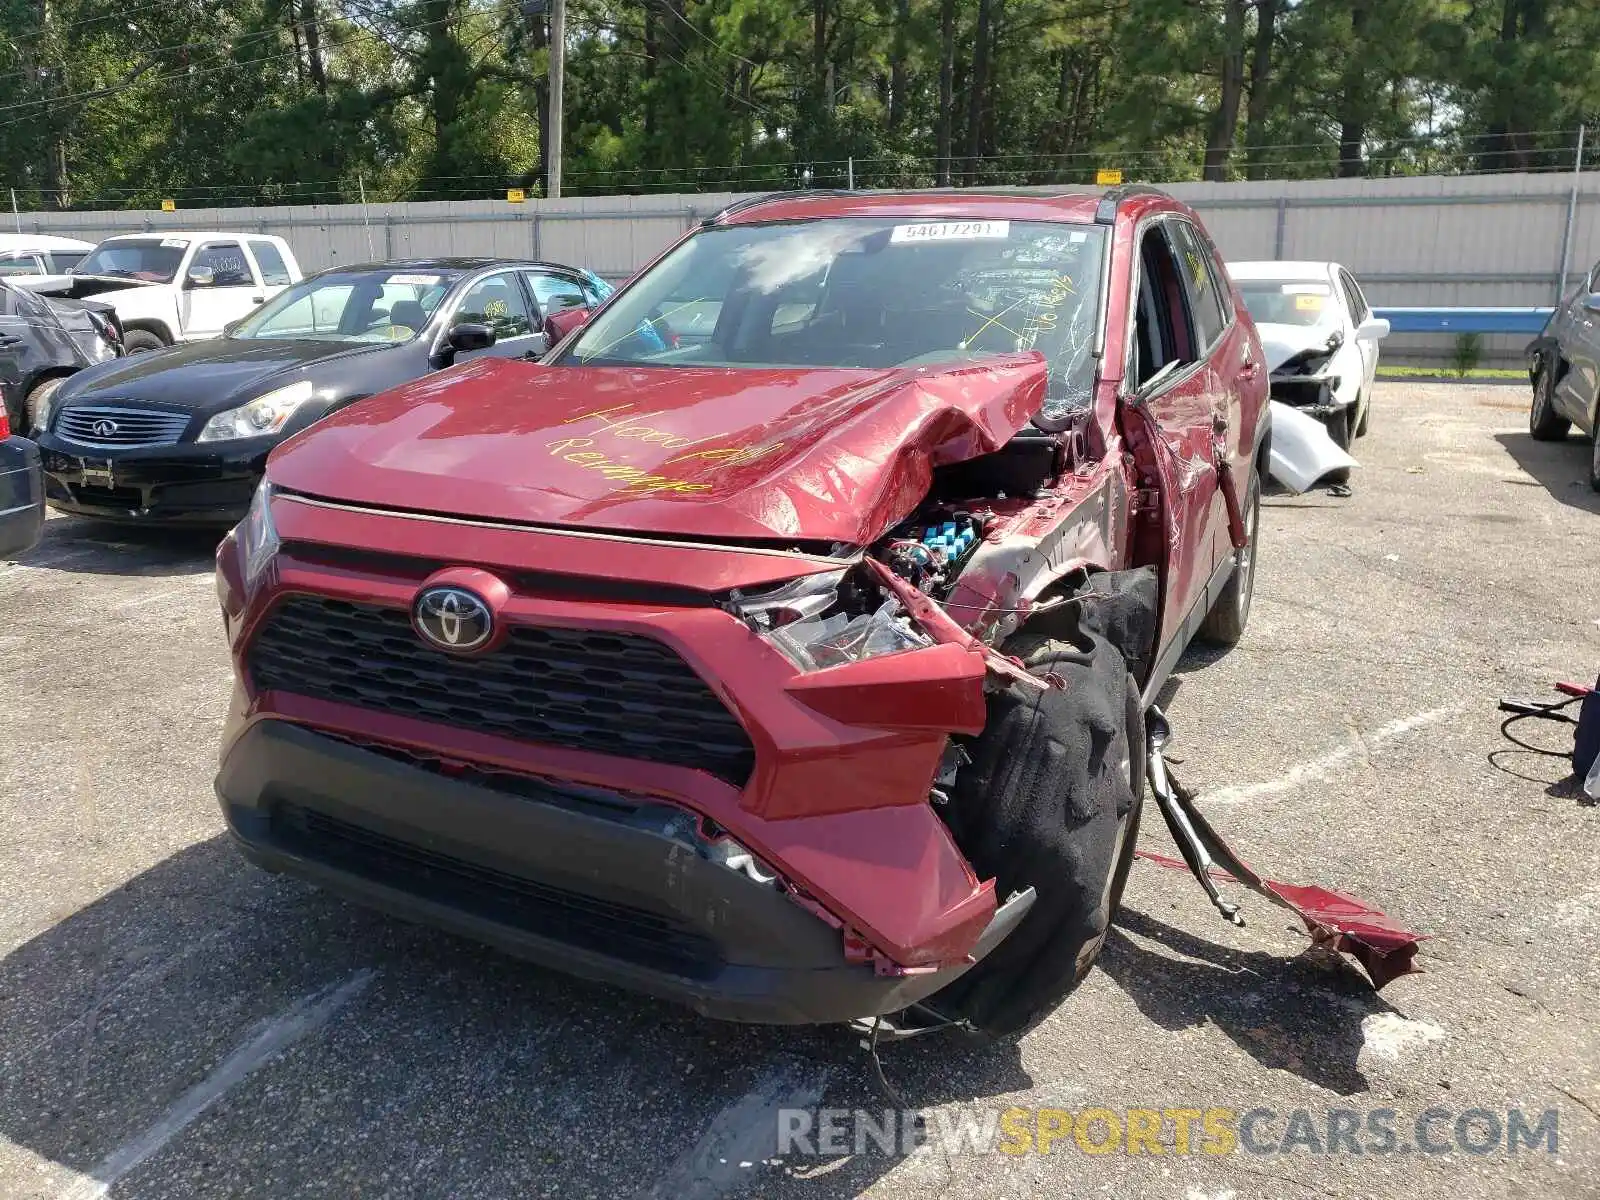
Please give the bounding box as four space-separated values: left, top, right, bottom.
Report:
1131 224 1199 389
191 242 254 288
453 272 533 339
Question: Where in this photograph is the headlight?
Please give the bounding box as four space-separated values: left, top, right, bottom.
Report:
31 384 63 434
237 480 279 588
726 570 931 671
198 380 317 442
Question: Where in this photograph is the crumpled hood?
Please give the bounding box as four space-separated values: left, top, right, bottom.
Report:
267 354 1049 544
1255 322 1341 373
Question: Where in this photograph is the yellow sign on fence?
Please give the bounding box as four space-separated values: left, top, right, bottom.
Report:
1095 169 1123 186
506 188 526 204
160 199 176 212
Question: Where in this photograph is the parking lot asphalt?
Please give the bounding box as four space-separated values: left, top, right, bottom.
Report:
1 380 1597 1200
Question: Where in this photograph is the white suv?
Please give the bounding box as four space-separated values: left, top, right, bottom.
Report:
54 233 303 353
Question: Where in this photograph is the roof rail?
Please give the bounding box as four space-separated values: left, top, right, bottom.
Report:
1093 184 1170 225
703 190 858 226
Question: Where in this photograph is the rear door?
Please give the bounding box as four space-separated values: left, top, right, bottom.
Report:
1122 218 1233 657
181 241 265 338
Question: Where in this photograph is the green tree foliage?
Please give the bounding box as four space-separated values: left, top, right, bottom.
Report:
0 0 1595 209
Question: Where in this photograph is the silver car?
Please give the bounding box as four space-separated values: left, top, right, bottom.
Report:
1528 258 1600 491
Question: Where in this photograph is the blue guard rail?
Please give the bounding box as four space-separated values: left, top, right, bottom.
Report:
1373 307 1554 336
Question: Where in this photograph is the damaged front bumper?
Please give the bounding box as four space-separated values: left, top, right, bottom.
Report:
217 717 1039 1024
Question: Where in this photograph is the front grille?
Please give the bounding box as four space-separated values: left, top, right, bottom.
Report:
55 404 190 448
272 804 722 977
248 597 756 787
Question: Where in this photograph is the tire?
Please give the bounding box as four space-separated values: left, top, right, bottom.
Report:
1353 392 1371 438
923 631 1145 1040
1529 361 1571 441
24 377 64 433
122 328 167 354
1589 429 1600 494
1198 466 1261 646
1325 404 1353 450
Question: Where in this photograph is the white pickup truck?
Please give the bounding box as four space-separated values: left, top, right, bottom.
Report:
45 232 303 353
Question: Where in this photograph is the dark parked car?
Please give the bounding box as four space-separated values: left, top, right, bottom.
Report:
1527 257 1600 490
0 279 123 435
32 258 611 525
0 398 44 557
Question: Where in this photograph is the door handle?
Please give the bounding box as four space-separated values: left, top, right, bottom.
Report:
251 296 266 305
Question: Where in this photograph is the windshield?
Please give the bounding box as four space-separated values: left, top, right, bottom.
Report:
1237 281 1338 329
228 269 458 343
562 218 1107 417
75 239 186 282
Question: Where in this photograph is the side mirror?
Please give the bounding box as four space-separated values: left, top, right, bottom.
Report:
1355 316 1390 341
543 306 590 344
186 265 215 288
447 322 497 352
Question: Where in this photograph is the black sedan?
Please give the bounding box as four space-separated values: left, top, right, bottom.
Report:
32 257 609 525
0 405 44 557
0 279 123 434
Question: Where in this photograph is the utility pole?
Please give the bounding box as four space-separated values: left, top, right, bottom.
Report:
547 0 565 199
1557 124 1586 303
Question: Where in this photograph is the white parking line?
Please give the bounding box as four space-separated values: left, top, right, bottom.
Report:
57 970 374 1200
1202 704 1465 805
640 1058 831 1200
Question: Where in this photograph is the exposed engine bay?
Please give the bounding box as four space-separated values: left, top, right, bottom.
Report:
1267 329 1345 414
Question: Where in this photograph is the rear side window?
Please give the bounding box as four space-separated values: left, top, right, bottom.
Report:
523 271 588 319
48 251 85 272
1167 220 1227 352
250 240 292 286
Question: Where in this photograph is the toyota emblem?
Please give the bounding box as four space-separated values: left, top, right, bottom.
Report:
413 586 494 652
91 418 119 438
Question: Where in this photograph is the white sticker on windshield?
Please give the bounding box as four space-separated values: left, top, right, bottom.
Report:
1281 283 1332 295
160 238 189 249
890 220 1010 244
387 273 441 286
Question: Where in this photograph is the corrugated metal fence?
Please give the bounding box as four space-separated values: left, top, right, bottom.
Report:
11 171 1597 364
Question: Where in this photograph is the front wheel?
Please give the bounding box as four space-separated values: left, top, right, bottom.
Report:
122 329 167 355
24 377 64 433
1353 392 1371 438
1589 429 1600 494
1530 362 1571 441
1198 467 1261 645
925 632 1145 1040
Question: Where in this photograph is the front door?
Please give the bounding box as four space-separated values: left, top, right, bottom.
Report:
1557 262 1600 432
444 271 547 363
1123 220 1233 654
180 241 265 339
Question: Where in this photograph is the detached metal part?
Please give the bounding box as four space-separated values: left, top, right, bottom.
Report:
1140 705 1423 989
1267 400 1357 493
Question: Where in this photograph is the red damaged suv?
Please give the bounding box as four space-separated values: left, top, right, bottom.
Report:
214 188 1270 1038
